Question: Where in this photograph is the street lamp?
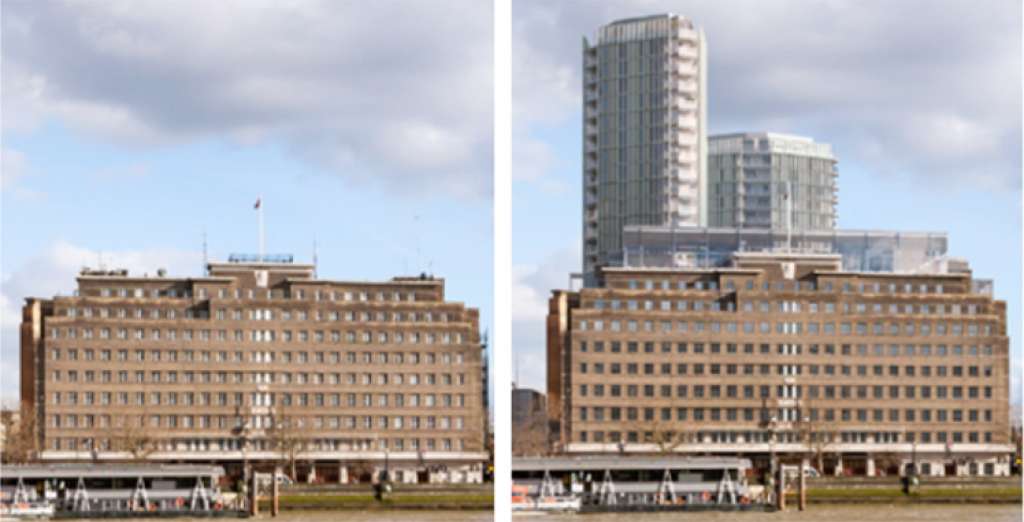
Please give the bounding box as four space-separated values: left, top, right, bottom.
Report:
767 415 779 477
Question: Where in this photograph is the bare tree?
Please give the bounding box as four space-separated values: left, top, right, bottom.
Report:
796 400 837 472
267 407 303 480
108 414 155 461
1 402 40 463
632 406 689 455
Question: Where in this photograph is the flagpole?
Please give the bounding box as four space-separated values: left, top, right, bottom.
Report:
259 195 265 261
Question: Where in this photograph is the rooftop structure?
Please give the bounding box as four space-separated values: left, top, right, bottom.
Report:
620 225 967 278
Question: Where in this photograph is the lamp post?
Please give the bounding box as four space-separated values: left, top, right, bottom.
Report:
767 416 779 478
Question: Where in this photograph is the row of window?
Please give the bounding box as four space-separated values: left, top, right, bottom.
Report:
52 390 470 408
591 298 986 316
95 287 429 303
575 405 995 424
576 382 996 400
576 429 994 445
577 318 994 337
614 278 956 294
67 306 459 323
50 327 468 345
50 369 471 387
577 360 997 380
52 436 465 453
51 348 468 365
52 413 468 431
578 340 997 357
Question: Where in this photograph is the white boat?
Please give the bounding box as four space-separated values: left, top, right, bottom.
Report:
511 495 581 513
0 502 56 519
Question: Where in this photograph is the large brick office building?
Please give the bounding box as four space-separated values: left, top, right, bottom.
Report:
20 257 487 483
547 252 1012 476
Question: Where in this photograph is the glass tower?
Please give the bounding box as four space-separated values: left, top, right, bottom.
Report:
583 14 708 284
708 132 838 231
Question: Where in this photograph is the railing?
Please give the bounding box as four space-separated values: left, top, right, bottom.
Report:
676 28 699 41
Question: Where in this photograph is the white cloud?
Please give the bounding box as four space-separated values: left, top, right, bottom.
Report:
2 0 493 199
1 147 27 188
0 241 202 402
511 244 580 391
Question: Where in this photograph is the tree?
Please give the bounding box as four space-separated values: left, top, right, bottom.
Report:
631 406 690 455
267 407 303 480
796 400 837 472
108 414 155 461
1 401 40 463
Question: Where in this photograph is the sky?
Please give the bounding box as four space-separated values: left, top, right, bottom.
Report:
0 0 494 406
511 0 1024 408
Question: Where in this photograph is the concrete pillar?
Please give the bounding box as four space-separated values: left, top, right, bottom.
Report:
249 473 259 516
798 458 807 511
866 455 876 477
834 455 843 477
307 464 317 484
776 466 786 510
271 469 280 517
338 463 348 484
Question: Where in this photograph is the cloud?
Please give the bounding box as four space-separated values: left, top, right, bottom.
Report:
1 147 27 188
0 241 201 404
1 0 493 199
511 244 580 390
512 0 1022 191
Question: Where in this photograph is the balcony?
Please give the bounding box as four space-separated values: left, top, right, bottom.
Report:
584 52 597 69
673 62 698 78
668 114 698 129
584 89 598 103
584 141 598 155
665 78 698 93
584 122 598 136
673 185 698 202
584 157 597 171
672 150 697 165
676 27 699 42
584 105 598 120
674 45 699 60
673 98 697 112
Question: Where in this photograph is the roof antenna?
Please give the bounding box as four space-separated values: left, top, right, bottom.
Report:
414 213 422 274
313 237 319 278
514 353 520 388
202 228 208 276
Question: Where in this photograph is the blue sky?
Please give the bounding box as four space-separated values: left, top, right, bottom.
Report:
0 1 493 406
511 0 1023 409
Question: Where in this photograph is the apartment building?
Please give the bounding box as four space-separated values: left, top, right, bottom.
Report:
547 252 1012 477
708 132 838 231
20 256 487 483
583 14 708 284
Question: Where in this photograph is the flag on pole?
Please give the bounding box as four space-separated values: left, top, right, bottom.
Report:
254 197 261 210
